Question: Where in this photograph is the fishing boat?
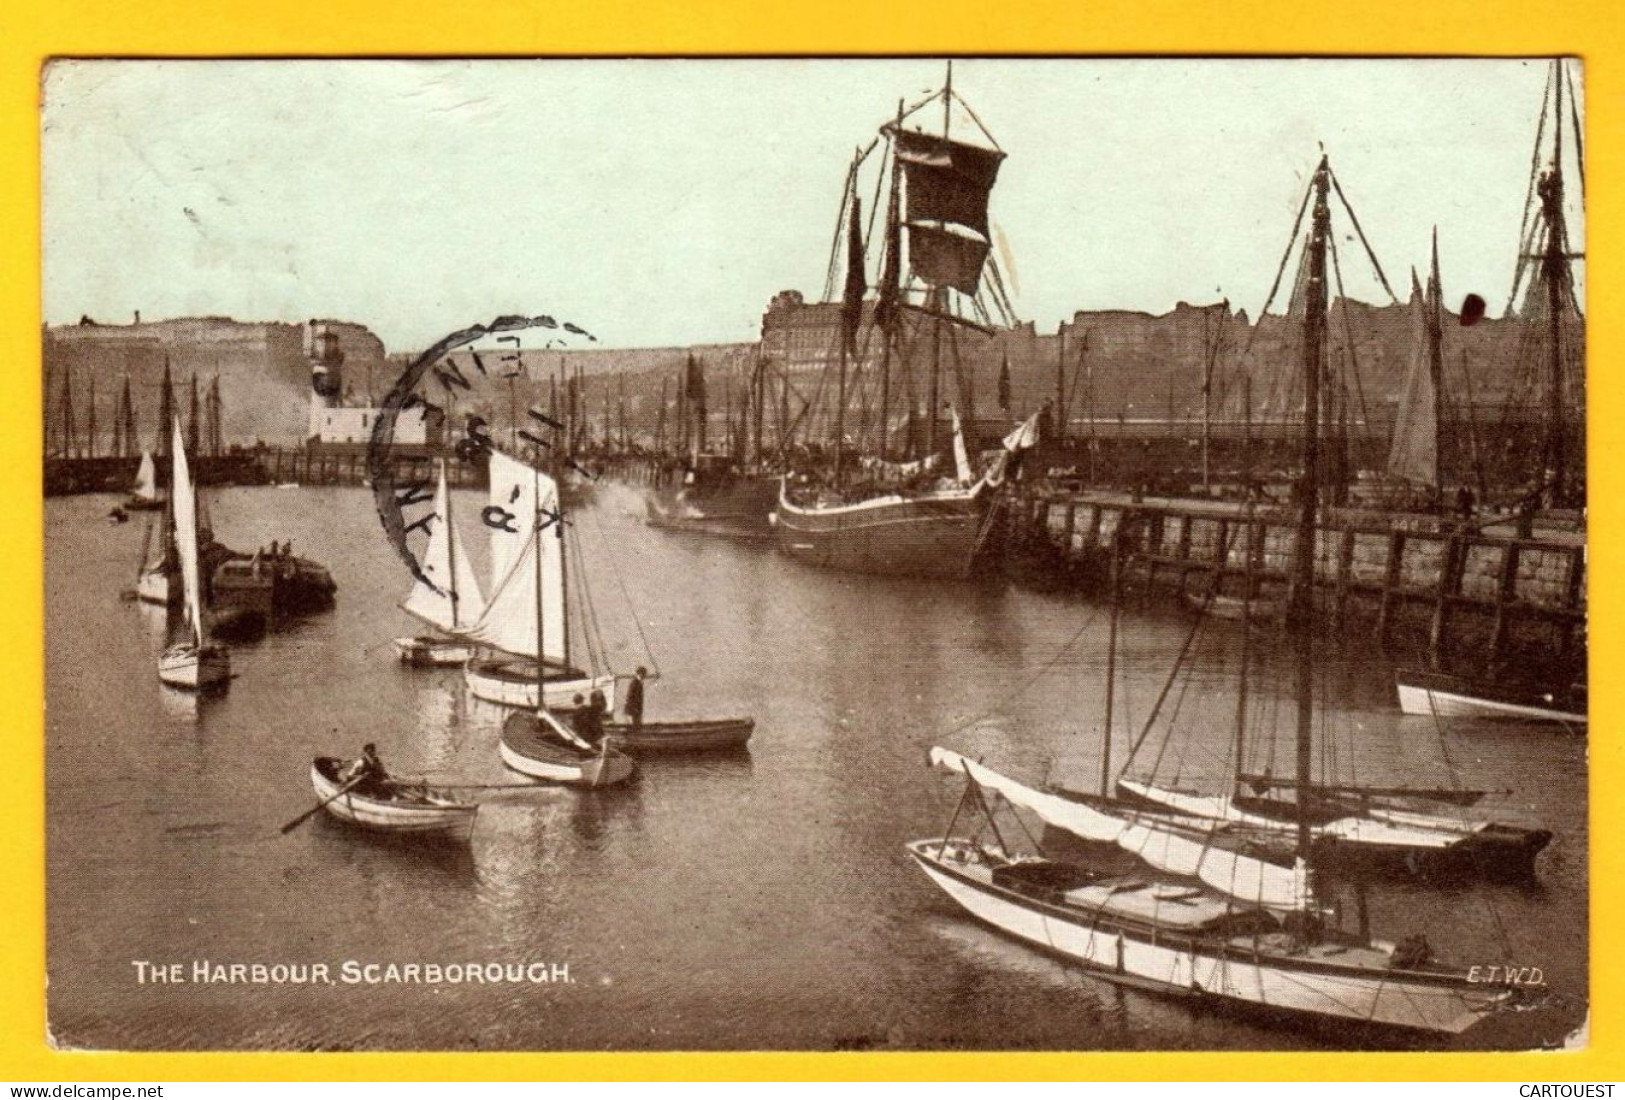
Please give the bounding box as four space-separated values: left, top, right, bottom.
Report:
771 67 1034 579
499 709 634 788
1395 669 1586 726
908 756 1517 1037
394 459 485 667
602 717 754 754
461 448 617 710
1116 156 1551 884
309 756 478 840
157 421 230 692
125 449 164 510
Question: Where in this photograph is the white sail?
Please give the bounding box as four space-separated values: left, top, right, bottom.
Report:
459 449 566 661
950 406 973 485
132 450 159 502
403 462 485 632
169 423 205 646
930 747 1311 912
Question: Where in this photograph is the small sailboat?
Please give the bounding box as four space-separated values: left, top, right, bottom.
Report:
126 449 165 511
472 451 634 787
157 421 230 692
394 460 485 667
309 757 479 840
462 448 617 710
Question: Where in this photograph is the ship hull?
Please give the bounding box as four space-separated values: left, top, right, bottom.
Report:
465 657 616 712
907 842 1505 1036
774 484 992 579
1396 677 1586 726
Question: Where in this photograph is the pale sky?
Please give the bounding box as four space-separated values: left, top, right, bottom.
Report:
41 58 1583 355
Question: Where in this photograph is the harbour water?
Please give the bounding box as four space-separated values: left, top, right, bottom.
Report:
45 483 1586 1051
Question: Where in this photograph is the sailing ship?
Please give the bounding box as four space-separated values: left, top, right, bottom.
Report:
463 448 617 711
126 449 165 511
394 460 485 667
157 421 230 691
1115 156 1551 883
773 66 1032 579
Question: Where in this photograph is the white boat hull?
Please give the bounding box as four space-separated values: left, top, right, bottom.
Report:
908 843 1503 1036
1396 682 1586 725
466 660 616 712
394 636 477 667
158 644 231 691
499 734 635 788
310 760 477 839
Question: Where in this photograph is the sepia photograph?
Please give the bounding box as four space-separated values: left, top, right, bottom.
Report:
40 57 1587 1055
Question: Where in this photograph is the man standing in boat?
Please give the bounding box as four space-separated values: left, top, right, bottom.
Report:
624 666 647 732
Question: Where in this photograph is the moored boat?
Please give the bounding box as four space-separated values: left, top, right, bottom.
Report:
1395 670 1586 726
774 479 992 579
906 837 1512 1036
310 756 478 840
395 459 485 668
603 717 754 754
499 710 635 788
157 420 231 693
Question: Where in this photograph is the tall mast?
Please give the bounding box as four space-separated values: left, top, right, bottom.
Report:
1426 232 1444 494
1099 534 1120 796
187 374 201 455
1541 60 1571 507
533 465 546 711
60 368 75 459
443 458 460 628
156 356 173 459
1292 156 1331 860
877 99 904 461
1233 374 1255 783
86 376 98 459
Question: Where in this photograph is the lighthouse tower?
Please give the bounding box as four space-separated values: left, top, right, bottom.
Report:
306 320 345 441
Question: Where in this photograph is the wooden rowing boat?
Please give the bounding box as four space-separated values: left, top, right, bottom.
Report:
310 757 479 840
603 717 754 753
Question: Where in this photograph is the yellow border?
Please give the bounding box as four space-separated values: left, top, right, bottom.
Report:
6 0 1617 1081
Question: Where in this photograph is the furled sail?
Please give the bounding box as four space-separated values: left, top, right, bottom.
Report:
1387 268 1440 486
169 422 204 646
887 128 1005 295
403 462 485 632
931 747 1312 912
132 450 159 502
457 449 566 661
950 406 973 485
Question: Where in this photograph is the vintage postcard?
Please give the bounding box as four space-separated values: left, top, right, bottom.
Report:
39 58 1586 1056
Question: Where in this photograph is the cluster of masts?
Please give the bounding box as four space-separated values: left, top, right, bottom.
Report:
47 358 225 463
